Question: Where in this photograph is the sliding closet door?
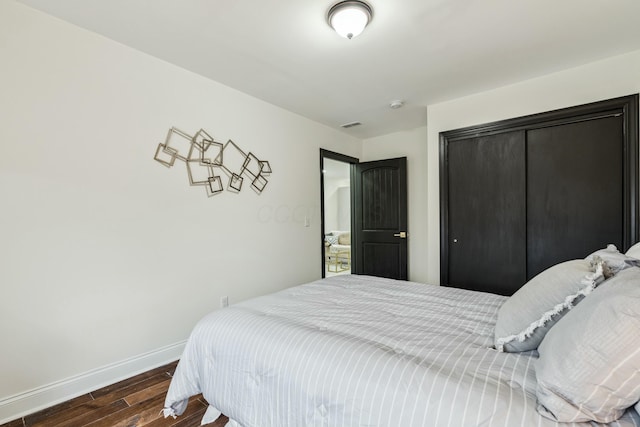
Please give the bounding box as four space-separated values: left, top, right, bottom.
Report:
441 95 638 296
444 131 527 295
527 116 624 278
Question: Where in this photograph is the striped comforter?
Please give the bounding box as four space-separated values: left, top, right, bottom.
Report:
164 275 640 427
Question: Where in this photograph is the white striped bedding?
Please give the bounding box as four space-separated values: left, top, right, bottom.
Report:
163 274 640 426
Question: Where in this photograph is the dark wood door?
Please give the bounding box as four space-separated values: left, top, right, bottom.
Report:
444 131 527 295
353 157 408 280
526 116 624 278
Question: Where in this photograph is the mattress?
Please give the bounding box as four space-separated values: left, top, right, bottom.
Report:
164 274 640 426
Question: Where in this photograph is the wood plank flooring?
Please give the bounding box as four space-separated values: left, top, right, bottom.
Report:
1 361 229 427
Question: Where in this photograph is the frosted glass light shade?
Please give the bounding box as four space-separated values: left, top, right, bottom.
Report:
328 1 372 39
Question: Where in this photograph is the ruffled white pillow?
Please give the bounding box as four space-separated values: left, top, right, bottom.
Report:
586 244 640 274
625 242 640 260
494 259 605 352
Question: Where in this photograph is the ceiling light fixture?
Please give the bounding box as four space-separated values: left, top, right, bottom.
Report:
327 1 373 40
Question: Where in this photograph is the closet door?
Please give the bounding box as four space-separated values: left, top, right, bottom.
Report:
444 131 527 295
526 116 624 278
440 95 638 296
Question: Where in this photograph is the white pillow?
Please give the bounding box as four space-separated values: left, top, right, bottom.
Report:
586 244 640 275
494 259 605 352
626 242 640 260
536 267 640 423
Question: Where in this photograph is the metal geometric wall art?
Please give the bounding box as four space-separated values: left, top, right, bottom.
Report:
153 127 272 197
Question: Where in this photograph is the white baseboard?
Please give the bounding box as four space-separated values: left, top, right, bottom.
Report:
0 340 187 424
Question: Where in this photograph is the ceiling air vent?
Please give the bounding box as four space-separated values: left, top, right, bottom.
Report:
341 121 362 129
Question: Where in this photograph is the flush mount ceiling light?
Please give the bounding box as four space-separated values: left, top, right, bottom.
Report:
327 1 373 39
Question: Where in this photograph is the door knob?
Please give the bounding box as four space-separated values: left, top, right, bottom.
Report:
394 231 407 238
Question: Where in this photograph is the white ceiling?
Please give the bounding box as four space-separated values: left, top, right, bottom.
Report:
17 0 640 139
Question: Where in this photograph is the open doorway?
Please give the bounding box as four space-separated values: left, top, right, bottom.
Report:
320 150 358 278
320 150 408 280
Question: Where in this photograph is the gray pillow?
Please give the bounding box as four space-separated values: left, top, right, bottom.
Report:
536 267 640 423
325 234 338 245
636 402 640 416
586 244 640 275
494 259 605 352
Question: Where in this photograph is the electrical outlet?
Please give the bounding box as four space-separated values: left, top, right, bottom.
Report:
220 296 229 308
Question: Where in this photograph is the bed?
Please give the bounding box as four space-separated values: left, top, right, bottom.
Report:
164 255 640 426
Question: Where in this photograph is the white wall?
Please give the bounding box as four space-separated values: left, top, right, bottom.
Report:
323 181 350 233
323 158 351 233
362 126 429 283
0 2 361 422
425 50 640 285
323 180 339 232
337 186 350 231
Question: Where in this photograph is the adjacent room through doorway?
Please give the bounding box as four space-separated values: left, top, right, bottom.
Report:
321 151 356 277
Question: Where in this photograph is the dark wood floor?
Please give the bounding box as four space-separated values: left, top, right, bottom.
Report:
1 361 229 427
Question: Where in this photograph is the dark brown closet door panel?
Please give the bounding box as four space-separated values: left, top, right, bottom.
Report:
446 131 527 295
527 116 624 278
